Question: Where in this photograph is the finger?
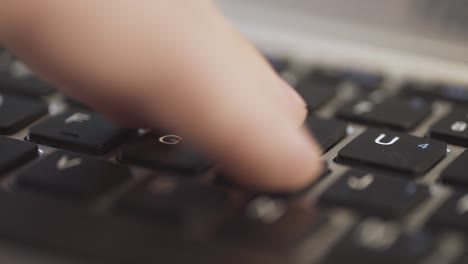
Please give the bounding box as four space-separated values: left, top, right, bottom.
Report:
0 1 322 192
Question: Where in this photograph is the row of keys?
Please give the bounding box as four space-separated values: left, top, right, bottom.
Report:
0 92 48 134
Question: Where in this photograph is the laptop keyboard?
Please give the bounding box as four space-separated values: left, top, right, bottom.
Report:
0 48 468 264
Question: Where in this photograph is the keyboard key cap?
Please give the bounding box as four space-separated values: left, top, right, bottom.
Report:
16 151 131 200
0 93 48 134
342 69 384 89
0 190 283 264
306 116 347 152
28 110 134 154
118 132 211 174
218 196 325 252
440 151 468 188
295 82 336 110
0 73 55 97
337 96 432 131
429 107 468 147
322 218 434 264
116 177 230 227
427 193 468 233
264 55 288 73
0 136 38 174
320 170 430 218
302 68 343 86
399 81 438 100
401 81 468 105
337 129 447 175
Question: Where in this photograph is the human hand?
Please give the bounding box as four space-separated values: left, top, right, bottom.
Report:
0 0 322 192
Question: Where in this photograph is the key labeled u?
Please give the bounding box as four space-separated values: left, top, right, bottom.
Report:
374 134 399 146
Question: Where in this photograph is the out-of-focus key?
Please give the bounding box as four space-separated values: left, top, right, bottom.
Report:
306 116 347 152
116 177 230 227
440 150 468 189
16 150 131 200
28 110 134 154
322 218 434 264
320 170 430 218
430 107 468 147
337 129 447 175
427 193 468 234
0 93 48 134
337 96 432 131
0 136 38 174
218 196 326 252
296 84 336 111
0 73 55 97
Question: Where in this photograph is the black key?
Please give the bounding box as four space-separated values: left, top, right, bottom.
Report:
0 93 48 134
16 151 131 200
0 190 285 264
427 192 468 233
322 218 434 264
320 170 430 218
302 68 343 86
337 129 446 175
118 132 211 174
116 177 230 227
401 81 468 105
264 55 288 73
218 196 325 252
0 73 55 97
441 151 468 188
0 136 38 173
28 110 133 154
342 69 384 89
306 116 347 152
453 254 468 264
400 81 439 100
337 96 432 131
430 107 468 147
295 82 336 110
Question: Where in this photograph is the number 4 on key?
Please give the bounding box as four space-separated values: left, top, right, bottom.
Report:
418 144 429 149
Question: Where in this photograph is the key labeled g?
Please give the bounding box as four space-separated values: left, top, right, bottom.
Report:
374 134 399 146
159 135 182 145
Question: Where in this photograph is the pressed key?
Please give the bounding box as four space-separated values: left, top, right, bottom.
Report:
320 170 430 218
0 73 55 97
218 196 325 252
306 116 347 152
427 192 468 234
429 107 468 147
295 82 336 111
116 177 230 227
16 150 131 200
440 150 468 188
322 218 434 264
337 129 446 175
0 136 38 174
28 110 134 154
118 132 211 174
337 96 432 131
0 93 48 134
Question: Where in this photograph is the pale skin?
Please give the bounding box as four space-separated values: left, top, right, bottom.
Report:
0 1 322 192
